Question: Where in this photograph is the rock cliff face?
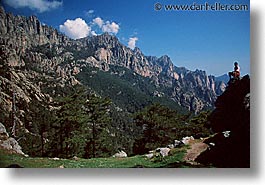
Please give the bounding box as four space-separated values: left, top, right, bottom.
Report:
0 5 226 126
0 6 68 49
196 75 250 167
78 34 226 112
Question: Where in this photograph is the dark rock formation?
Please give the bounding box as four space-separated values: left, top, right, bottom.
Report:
196 75 250 167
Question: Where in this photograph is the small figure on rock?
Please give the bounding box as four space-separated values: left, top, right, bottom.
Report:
228 61 240 80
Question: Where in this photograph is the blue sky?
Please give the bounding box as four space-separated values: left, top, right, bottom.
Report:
2 0 250 76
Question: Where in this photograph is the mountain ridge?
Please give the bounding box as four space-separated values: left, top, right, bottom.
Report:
0 6 242 161
0 5 226 114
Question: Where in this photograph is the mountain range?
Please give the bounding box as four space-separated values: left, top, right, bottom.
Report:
0 6 226 117
0 5 251 167
0 5 235 160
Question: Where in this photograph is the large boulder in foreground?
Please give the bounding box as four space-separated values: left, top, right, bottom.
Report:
196 75 250 168
0 122 27 156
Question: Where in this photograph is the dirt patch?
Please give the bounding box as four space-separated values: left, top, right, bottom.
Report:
184 141 208 162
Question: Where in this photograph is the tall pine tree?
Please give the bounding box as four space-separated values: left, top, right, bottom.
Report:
50 86 88 158
84 93 112 158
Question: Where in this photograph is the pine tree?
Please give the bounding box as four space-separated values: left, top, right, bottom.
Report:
48 85 113 158
51 85 88 158
132 104 188 154
84 93 112 158
18 98 53 157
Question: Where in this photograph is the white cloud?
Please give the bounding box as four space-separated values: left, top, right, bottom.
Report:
102 21 120 34
59 16 120 39
88 10 94 14
93 17 104 28
60 16 120 39
59 18 91 39
85 10 94 17
93 17 120 35
128 37 138 49
4 0 62 13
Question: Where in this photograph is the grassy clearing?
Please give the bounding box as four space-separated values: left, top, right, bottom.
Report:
0 147 193 168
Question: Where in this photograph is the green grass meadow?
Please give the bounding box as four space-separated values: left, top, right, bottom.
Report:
0 147 195 168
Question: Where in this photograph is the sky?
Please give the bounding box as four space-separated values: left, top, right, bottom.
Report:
1 0 250 76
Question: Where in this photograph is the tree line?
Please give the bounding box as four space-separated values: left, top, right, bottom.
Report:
17 85 114 158
16 84 212 158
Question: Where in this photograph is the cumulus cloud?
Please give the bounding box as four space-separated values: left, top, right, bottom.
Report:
102 21 120 34
128 37 138 49
3 0 62 13
93 17 119 35
93 17 104 28
59 16 120 39
59 18 91 39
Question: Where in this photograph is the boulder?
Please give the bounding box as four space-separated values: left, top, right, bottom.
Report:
0 138 25 156
72 156 79 161
0 122 9 140
182 136 194 145
222 131 231 138
145 147 171 159
112 150 127 158
156 147 171 157
145 153 154 159
167 144 175 149
0 122 27 156
174 140 182 147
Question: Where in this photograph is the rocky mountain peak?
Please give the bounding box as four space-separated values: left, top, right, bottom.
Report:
0 6 5 17
90 32 120 48
133 47 142 55
0 6 69 51
0 6 227 114
156 55 173 68
159 55 171 62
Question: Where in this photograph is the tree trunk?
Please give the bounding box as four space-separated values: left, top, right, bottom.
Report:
92 121 96 158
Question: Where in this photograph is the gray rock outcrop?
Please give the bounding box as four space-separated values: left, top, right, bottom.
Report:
0 122 27 156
